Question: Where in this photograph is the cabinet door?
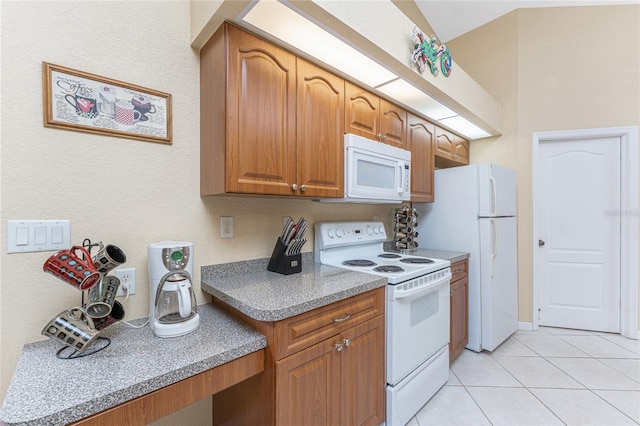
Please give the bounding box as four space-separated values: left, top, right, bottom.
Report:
435 127 469 168
345 82 380 141
340 315 385 426
408 114 435 203
276 337 341 426
435 127 455 158
454 138 470 164
450 275 469 362
226 26 297 195
379 98 407 149
297 59 345 198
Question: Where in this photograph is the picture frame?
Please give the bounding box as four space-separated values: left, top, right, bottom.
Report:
42 62 172 145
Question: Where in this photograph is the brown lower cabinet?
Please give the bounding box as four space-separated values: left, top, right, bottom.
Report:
212 287 386 426
449 260 469 362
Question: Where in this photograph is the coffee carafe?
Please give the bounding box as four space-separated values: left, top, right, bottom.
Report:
148 242 200 338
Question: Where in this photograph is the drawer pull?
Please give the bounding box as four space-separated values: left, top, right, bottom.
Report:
454 269 465 274
333 313 351 323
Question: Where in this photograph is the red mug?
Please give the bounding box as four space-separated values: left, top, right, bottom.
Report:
43 246 101 291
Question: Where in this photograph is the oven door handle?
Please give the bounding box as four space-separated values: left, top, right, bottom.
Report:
391 270 451 300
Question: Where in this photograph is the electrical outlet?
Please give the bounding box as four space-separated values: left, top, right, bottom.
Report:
221 216 234 238
115 268 136 297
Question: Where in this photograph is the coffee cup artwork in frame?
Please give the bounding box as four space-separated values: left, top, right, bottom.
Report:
43 62 172 145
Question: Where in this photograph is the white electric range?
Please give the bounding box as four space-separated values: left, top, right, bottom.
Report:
315 221 452 426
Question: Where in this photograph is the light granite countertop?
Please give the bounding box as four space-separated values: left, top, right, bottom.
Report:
201 253 387 322
0 304 266 426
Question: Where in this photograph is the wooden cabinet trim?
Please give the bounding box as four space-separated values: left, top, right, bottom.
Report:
449 259 469 362
273 287 385 360
73 349 265 426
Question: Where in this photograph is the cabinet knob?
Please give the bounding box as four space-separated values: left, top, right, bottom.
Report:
335 343 343 352
539 239 545 247
377 133 383 141
343 338 351 347
300 185 307 192
291 184 298 191
382 135 387 140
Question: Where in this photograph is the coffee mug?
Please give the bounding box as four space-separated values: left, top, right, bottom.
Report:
86 275 120 318
115 100 141 125
41 307 100 352
43 246 101 291
65 85 98 119
90 300 125 330
97 86 117 118
92 244 127 274
131 94 156 122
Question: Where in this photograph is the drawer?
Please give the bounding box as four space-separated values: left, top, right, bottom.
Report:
273 287 385 360
450 260 468 282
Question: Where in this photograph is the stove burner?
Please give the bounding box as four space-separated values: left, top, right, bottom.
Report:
342 259 377 267
373 265 405 273
400 257 435 264
378 253 401 259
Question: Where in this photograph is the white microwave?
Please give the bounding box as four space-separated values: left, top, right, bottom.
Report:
320 133 411 203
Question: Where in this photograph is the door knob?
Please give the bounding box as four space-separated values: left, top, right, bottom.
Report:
538 239 545 247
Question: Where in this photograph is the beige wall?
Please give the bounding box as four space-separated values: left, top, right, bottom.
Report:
449 5 640 325
0 1 393 423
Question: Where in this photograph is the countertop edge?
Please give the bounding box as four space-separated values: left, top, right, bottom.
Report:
202 277 386 322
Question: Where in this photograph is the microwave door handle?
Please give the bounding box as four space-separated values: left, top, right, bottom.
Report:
397 162 405 193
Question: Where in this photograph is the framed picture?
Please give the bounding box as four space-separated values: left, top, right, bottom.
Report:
42 62 172 145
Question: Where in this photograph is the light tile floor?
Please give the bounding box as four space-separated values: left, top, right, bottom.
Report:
407 327 640 425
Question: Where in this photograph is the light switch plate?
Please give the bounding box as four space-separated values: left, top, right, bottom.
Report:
7 220 71 253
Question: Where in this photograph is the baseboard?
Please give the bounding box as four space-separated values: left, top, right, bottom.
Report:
518 322 534 331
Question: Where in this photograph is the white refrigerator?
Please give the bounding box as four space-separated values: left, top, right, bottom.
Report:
415 163 518 352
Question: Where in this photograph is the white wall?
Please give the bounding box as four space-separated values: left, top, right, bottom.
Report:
449 4 640 326
0 1 391 423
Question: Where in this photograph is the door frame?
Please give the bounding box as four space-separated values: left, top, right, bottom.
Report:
532 126 639 339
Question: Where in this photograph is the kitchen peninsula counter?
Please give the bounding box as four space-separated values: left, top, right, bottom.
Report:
0 304 266 426
201 253 387 322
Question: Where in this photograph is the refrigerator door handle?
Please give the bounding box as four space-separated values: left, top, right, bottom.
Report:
491 218 498 277
489 175 498 216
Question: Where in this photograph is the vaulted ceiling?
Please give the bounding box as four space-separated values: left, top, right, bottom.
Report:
414 0 639 42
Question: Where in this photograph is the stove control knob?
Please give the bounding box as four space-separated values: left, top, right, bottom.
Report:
336 228 344 238
366 225 373 236
327 229 335 238
372 226 379 235
377 225 385 235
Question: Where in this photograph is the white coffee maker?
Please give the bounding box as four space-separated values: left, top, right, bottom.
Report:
148 241 200 338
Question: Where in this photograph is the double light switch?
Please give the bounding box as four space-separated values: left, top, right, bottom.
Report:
7 220 71 253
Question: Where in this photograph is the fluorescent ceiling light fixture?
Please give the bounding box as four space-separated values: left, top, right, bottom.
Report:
376 79 456 121
438 116 491 140
242 0 398 88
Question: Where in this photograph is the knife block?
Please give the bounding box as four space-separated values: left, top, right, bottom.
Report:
267 238 302 275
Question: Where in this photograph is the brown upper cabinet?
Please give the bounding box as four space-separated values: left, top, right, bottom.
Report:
407 113 435 203
434 127 470 168
200 23 344 198
345 82 408 150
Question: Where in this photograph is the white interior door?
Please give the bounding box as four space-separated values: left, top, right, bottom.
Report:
537 136 621 332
